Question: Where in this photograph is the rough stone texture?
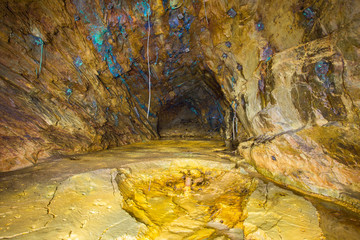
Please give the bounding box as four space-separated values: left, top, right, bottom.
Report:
117 159 246 239
242 181 324 240
0 0 360 213
195 0 360 208
0 169 146 239
228 1 360 209
0 0 158 171
0 140 359 239
0 0 226 171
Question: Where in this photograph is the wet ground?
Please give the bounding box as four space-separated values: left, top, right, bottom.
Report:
0 140 359 239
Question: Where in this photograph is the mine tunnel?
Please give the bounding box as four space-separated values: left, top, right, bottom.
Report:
157 68 226 139
0 0 360 239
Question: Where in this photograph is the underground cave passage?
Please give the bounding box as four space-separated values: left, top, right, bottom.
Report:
157 69 226 139
1 0 360 239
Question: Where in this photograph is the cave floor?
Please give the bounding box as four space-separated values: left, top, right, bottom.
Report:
0 140 359 240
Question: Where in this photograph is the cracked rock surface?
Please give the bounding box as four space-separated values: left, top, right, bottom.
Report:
243 181 323 240
0 140 359 239
0 169 146 240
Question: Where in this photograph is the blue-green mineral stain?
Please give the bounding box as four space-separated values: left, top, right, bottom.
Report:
262 45 273 62
190 107 198 115
315 60 329 80
183 14 194 32
303 7 315 19
302 7 315 26
31 35 44 77
112 112 119 126
227 8 237 18
256 21 264 31
65 88 73 96
118 16 127 37
315 60 332 88
73 0 124 79
231 77 235 88
169 11 180 29
74 56 83 68
32 36 43 46
136 0 151 17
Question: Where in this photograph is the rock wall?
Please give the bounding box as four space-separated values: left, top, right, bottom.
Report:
199 0 360 208
0 0 225 171
1 0 360 209
0 0 162 171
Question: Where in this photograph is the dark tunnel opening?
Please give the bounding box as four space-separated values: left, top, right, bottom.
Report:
156 67 227 139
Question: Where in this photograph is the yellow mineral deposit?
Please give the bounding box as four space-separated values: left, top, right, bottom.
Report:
0 141 359 239
1 0 360 239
